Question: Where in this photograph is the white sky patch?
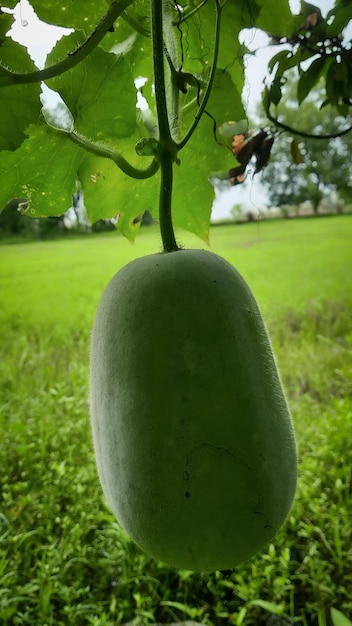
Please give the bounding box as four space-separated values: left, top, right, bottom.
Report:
7 0 72 68
135 76 149 111
5 0 72 108
240 0 338 116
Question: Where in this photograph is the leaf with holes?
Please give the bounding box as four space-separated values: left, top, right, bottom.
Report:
0 15 41 150
0 123 83 216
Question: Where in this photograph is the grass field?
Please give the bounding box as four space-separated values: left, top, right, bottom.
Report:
1 215 352 626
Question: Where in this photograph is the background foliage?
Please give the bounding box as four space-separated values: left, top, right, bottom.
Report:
258 76 352 212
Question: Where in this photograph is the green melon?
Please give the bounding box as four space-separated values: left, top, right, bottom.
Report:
90 249 297 571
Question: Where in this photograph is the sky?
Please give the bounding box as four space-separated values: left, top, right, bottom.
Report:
6 0 340 221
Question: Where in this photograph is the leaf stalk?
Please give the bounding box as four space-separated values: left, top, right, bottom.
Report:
66 129 159 179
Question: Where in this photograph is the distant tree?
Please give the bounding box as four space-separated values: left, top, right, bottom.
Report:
230 203 243 221
258 78 352 213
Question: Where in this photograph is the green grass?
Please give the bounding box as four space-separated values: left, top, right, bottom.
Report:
1 215 352 625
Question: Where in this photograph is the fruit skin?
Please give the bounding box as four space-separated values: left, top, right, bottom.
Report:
90 249 297 572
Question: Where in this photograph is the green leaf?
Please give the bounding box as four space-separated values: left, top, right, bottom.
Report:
77 146 159 241
0 80 41 151
173 162 212 244
265 50 302 108
108 19 155 129
331 608 352 626
290 137 301 164
0 120 160 241
29 0 108 30
173 115 236 243
256 0 295 36
269 76 283 106
77 115 224 243
326 59 338 100
4 0 340 245
326 4 352 38
206 70 245 132
98 7 153 81
268 50 290 74
0 123 84 215
179 68 244 144
0 30 41 150
334 62 348 83
175 2 214 77
297 56 327 104
0 10 14 42
119 0 150 37
325 59 352 109
217 2 254 89
173 1 250 94
172 69 244 242
219 120 248 139
0 0 17 9
272 49 301 80
45 33 137 141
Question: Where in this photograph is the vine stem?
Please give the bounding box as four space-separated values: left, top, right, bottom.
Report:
151 0 178 252
176 0 222 151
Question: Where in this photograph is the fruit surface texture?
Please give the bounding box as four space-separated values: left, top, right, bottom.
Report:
90 249 297 571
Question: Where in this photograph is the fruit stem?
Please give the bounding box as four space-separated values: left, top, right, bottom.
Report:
151 0 179 252
159 151 178 252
